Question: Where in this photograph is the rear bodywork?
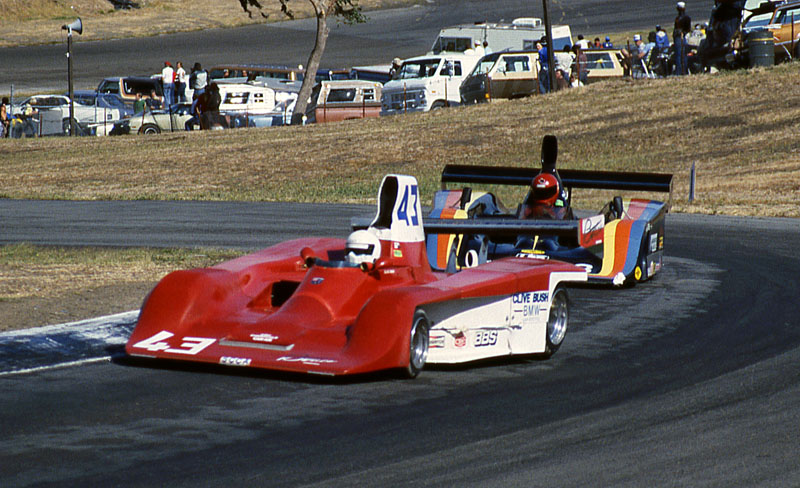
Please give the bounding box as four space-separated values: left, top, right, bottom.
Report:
126 175 587 376
425 164 672 286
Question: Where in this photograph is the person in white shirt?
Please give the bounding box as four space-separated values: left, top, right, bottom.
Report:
174 61 187 103
161 61 175 106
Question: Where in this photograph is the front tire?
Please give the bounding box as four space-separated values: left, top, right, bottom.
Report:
403 310 430 378
544 287 569 357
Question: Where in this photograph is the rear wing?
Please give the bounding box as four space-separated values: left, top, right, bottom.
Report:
422 218 579 237
440 164 673 205
352 216 580 238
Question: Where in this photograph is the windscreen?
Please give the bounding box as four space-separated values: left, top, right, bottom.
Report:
397 59 441 79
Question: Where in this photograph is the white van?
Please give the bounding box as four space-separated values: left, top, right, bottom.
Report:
380 51 482 115
430 18 573 54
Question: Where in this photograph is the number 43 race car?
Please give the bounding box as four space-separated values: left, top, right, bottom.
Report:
126 174 589 378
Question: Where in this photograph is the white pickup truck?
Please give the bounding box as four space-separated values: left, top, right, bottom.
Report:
380 51 482 115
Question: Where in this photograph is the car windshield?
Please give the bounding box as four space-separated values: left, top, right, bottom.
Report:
397 59 441 79
97 94 126 110
470 55 500 76
744 12 774 29
585 52 617 69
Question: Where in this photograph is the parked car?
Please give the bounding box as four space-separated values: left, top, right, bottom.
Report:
70 90 133 118
112 103 195 135
305 80 382 123
460 51 540 104
11 94 123 135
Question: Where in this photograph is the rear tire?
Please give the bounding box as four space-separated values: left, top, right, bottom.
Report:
430 100 447 110
139 124 160 135
544 288 569 357
403 310 430 378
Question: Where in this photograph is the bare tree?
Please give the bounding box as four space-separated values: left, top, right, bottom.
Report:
238 0 365 125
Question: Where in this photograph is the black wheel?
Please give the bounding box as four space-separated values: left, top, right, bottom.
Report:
430 100 447 110
139 124 160 135
403 310 430 378
544 288 569 357
62 117 78 135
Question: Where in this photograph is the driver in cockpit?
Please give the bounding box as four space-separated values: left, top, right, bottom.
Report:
344 229 382 265
519 173 570 220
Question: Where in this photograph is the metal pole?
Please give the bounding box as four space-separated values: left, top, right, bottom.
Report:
689 161 696 202
542 0 556 92
67 30 75 136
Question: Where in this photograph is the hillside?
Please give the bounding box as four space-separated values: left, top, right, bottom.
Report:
1 62 799 217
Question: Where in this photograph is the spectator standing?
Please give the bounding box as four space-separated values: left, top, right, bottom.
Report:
190 62 208 99
593 37 602 48
673 1 692 75
0 97 10 138
576 34 590 50
175 61 187 103
603 36 614 48
572 45 589 85
133 92 147 114
537 40 550 94
161 61 175 107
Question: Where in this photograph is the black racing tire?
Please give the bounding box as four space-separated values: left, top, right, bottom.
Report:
62 117 78 136
139 123 161 135
544 287 569 357
403 310 430 378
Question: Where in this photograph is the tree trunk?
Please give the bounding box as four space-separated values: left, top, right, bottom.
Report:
291 2 330 125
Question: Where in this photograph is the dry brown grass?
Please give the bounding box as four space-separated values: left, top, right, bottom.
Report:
0 245 244 331
0 0 418 47
2 62 799 216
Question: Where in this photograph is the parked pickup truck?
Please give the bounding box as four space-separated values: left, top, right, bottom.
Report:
306 80 382 123
380 51 482 115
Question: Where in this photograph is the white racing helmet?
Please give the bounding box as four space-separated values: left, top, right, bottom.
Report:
345 230 382 265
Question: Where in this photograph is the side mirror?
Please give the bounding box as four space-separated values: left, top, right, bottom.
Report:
300 247 317 268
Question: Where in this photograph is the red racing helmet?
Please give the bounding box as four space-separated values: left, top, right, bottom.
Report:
530 173 560 206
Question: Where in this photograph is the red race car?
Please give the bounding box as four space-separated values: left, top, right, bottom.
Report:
126 174 587 377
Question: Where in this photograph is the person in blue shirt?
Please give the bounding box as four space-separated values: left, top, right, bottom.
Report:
603 36 614 48
537 40 550 94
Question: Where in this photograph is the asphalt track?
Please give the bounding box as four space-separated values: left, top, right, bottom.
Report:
0 0 711 93
1 202 799 487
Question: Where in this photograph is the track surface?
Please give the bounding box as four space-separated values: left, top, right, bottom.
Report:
1 0 711 93
1 201 799 487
